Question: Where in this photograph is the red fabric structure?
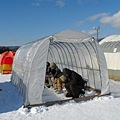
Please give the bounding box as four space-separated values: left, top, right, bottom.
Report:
0 51 15 74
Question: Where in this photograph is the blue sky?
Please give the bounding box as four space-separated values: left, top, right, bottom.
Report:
0 0 120 46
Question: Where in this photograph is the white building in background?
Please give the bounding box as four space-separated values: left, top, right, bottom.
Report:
99 35 120 81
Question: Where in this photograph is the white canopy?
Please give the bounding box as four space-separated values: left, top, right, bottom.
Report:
99 35 120 81
100 35 120 44
11 30 110 106
52 29 93 42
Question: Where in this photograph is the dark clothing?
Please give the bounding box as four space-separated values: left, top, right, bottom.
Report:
46 62 51 74
53 68 61 79
51 69 56 76
45 62 51 87
56 72 63 78
63 68 85 98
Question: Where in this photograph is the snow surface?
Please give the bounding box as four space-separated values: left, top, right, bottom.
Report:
0 74 120 120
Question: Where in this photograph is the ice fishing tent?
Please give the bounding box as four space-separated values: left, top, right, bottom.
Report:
99 35 120 81
11 30 110 107
0 51 15 74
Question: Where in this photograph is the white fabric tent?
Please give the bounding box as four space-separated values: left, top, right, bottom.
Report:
11 30 110 107
99 35 120 81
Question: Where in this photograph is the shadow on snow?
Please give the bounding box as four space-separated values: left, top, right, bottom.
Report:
0 81 23 113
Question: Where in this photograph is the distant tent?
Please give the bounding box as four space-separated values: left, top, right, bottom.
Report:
0 51 15 74
11 30 110 107
99 35 120 81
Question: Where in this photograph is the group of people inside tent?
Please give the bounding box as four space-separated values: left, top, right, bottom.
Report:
45 62 86 98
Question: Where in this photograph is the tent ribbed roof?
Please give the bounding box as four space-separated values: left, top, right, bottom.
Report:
24 29 93 45
100 35 120 45
100 35 120 53
52 29 93 42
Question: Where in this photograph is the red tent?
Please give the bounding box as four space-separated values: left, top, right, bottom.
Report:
0 51 15 74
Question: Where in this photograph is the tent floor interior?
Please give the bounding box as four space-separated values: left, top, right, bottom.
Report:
25 88 103 108
42 87 99 103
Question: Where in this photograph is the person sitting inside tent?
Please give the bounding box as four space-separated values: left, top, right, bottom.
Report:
53 72 67 94
63 68 85 98
49 62 62 91
45 62 61 88
45 62 52 88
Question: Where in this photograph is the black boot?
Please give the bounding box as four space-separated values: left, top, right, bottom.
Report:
66 93 73 97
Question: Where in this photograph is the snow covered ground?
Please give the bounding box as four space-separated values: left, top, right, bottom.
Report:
0 74 120 120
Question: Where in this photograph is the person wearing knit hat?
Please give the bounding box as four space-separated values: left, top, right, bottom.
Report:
50 62 57 69
49 62 62 91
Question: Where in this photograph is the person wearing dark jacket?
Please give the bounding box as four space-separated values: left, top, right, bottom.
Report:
45 62 52 88
63 68 85 98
